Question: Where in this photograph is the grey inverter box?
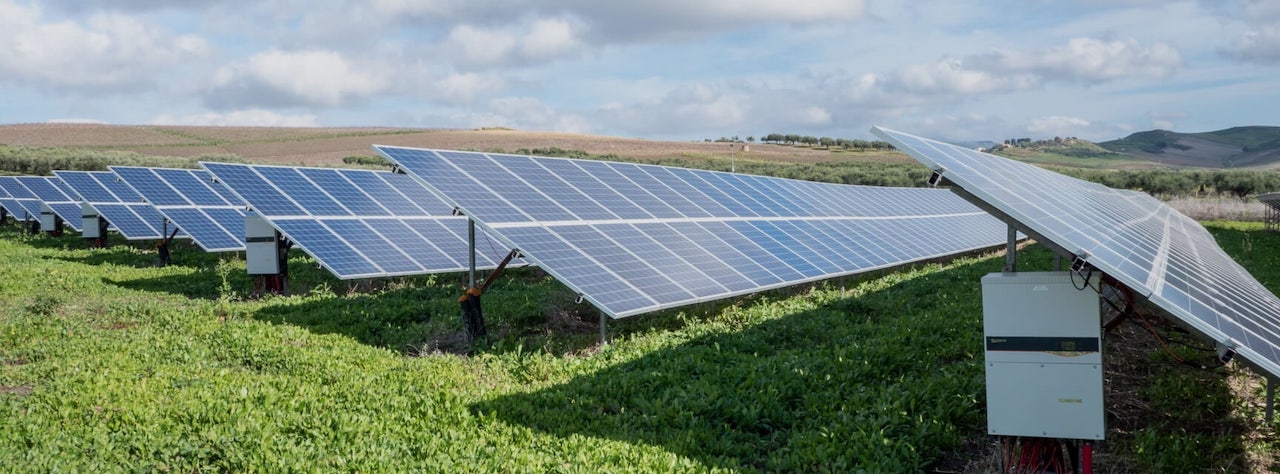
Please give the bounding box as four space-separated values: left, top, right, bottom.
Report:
982 272 1104 440
81 202 102 238
245 212 281 275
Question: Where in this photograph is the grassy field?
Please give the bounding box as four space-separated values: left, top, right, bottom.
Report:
1 222 1277 472
0 125 888 167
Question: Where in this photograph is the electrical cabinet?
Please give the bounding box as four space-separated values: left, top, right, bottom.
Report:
81 203 102 238
245 212 281 275
982 271 1104 440
39 203 58 231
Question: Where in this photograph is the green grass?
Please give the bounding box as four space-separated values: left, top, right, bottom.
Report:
0 223 1277 471
993 147 1155 169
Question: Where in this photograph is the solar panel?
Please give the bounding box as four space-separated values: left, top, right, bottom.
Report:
1262 193 1280 232
0 183 11 219
199 162 514 279
872 126 1280 380
109 167 247 252
15 176 84 232
0 176 47 220
53 171 183 240
0 177 38 220
374 146 1009 318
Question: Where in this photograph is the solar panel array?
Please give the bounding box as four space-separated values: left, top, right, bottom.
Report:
54 171 184 240
111 167 247 252
1262 193 1280 232
0 182 12 219
16 176 85 232
375 145 1009 318
0 177 41 220
873 126 1280 380
201 163 514 279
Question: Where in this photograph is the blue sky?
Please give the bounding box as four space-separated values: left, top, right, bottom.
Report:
0 0 1277 142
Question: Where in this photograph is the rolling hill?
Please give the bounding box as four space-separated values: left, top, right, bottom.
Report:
0 123 905 167
1100 126 1280 168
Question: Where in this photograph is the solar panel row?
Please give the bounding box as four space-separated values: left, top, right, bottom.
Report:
200 163 516 279
375 146 1009 318
4 148 1016 326
16 176 85 232
54 171 184 240
110 167 247 252
873 126 1280 381
0 176 46 219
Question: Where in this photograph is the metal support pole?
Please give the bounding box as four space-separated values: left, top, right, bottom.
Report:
468 219 477 289
730 144 735 173
1003 225 1017 273
1267 378 1276 424
600 313 607 345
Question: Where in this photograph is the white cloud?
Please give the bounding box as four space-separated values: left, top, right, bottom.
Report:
1146 111 1187 131
1226 26 1280 64
445 25 518 68
464 97 592 132
1027 116 1090 135
206 49 386 108
443 19 584 69
522 18 579 61
47 118 109 124
433 73 507 104
0 1 207 90
843 37 1182 109
374 0 866 42
892 59 1040 95
150 109 319 127
979 38 1182 82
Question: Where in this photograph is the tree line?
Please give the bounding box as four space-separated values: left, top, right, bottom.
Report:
0 144 239 176
3 144 1277 200
1054 167 1280 198
758 133 895 151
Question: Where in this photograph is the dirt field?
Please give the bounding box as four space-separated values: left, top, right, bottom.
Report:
0 123 908 167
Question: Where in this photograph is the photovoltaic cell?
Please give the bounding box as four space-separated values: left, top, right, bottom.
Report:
872 126 1280 380
54 171 183 240
0 177 44 221
16 176 85 232
375 145 1010 318
0 182 14 220
110 166 247 252
200 162 515 279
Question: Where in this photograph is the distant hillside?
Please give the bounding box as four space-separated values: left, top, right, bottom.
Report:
988 137 1155 169
1100 126 1280 168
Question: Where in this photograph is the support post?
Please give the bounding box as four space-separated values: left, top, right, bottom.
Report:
92 217 109 248
459 219 487 344
157 222 178 266
0 207 6 224
600 313 607 345
49 215 64 237
1267 378 1276 425
1003 224 1017 273
468 219 477 288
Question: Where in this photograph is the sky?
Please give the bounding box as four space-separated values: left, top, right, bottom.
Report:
0 0 1277 143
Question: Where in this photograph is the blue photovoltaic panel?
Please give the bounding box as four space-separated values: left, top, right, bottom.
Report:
0 183 12 220
54 170 184 240
16 176 84 232
375 145 1009 318
200 162 515 279
0 176 45 219
110 166 247 252
872 126 1280 380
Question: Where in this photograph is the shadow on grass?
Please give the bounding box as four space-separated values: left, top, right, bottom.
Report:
471 242 1266 472
472 256 1004 472
249 285 459 350
54 248 167 269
